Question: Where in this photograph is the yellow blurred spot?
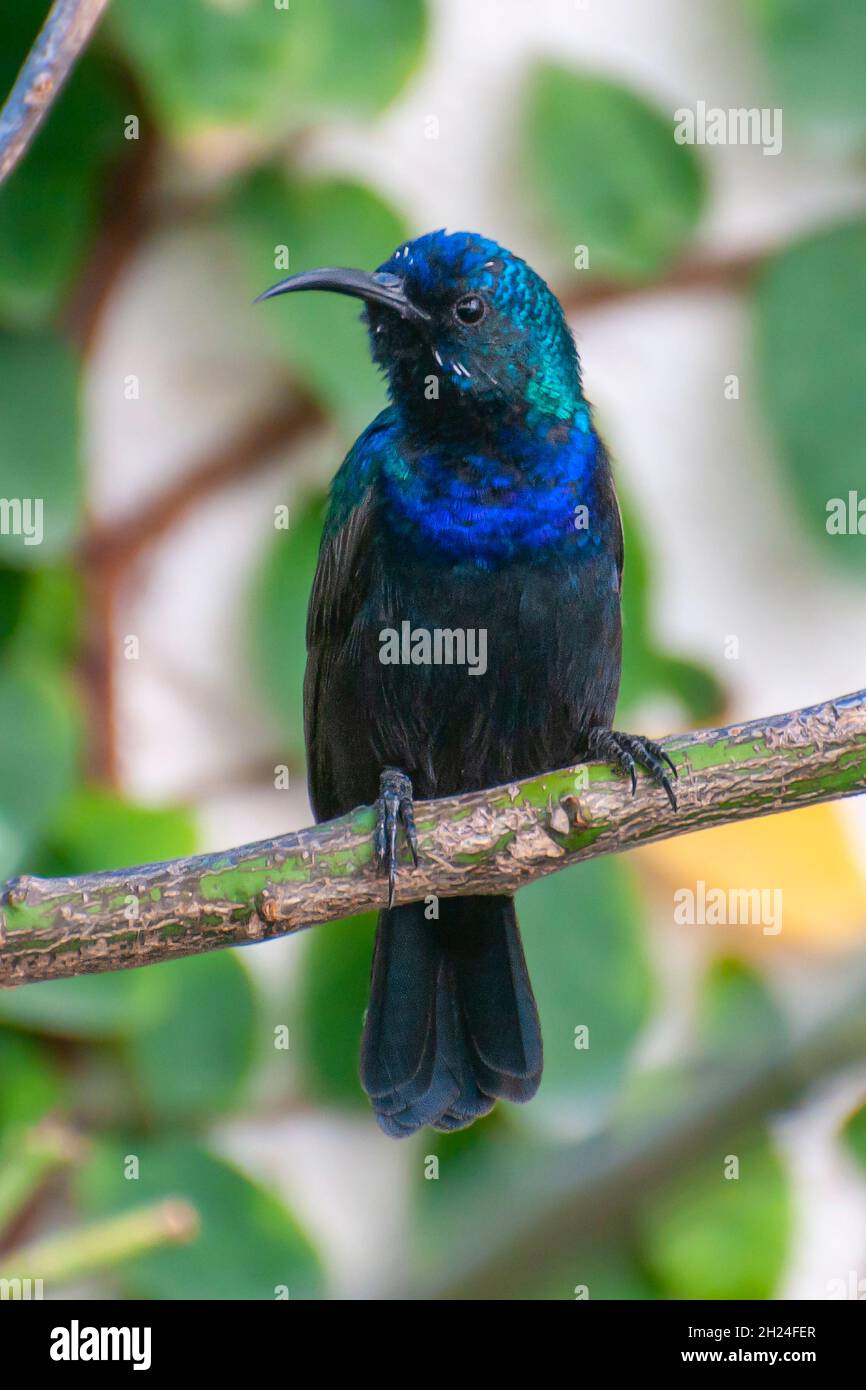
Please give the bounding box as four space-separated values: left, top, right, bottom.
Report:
634 803 866 952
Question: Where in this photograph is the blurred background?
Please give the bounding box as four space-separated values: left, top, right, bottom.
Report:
1 0 866 1300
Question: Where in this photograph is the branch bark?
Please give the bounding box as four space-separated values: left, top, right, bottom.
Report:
0 0 111 185
1 688 865 988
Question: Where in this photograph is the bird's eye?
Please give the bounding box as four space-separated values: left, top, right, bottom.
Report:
454 293 487 326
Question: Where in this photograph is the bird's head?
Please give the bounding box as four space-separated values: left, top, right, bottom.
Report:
257 230 583 436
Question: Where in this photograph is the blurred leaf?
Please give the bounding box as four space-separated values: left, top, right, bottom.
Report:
0 1031 65 1136
744 0 866 150
0 6 128 325
0 659 79 879
43 786 198 875
0 565 27 651
522 65 705 281
77 1137 323 1299
413 1109 547 1269
520 857 654 1109
125 953 257 1123
226 170 405 433
9 566 83 668
252 489 325 754
697 957 787 1056
0 330 83 566
756 219 866 577
614 1062 705 1135
0 972 158 1040
639 1131 791 1298
617 493 725 723
842 1100 866 1172
296 911 377 1107
112 0 426 136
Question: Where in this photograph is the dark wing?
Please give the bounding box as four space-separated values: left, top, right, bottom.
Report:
303 409 398 820
303 488 376 822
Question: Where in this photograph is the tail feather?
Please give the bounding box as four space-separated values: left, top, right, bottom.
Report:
360 895 542 1137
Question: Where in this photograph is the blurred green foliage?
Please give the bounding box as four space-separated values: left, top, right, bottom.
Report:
77 1136 323 1298
744 0 866 148
522 66 706 281
638 1133 791 1299
111 0 427 135
226 172 406 433
756 218 866 575
0 0 863 1302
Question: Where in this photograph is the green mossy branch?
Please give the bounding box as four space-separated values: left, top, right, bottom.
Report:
1 688 865 987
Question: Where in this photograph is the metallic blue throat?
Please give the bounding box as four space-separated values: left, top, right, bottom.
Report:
380 409 604 568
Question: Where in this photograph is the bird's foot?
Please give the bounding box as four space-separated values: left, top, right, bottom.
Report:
587 727 678 811
373 768 419 908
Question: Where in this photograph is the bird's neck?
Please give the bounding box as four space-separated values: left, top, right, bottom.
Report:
380 402 610 569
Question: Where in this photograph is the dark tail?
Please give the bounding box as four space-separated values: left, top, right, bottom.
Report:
360 895 543 1137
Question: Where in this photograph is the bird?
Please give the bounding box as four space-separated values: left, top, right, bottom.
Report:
257 230 676 1137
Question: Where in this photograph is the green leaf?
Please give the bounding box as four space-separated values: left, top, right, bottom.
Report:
0 971 158 1040
755 219 866 577
76 1137 323 1299
520 857 654 1108
0 1030 65 1136
124 953 257 1123
296 912 376 1107
697 957 788 1058
841 1100 866 1172
0 6 128 325
0 330 83 566
639 1132 791 1298
617 490 725 722
522 65 705 281
251 489 325 754
225 170 406 433
111 0 426 136
44 786 198 875
0 565 27 652
0 659 80 879
9 566 83 668
744 0 866 150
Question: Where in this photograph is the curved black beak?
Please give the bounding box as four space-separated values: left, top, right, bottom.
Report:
255 266 429 325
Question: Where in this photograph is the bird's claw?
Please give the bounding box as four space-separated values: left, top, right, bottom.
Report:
374 768 419 908
587 727 678 811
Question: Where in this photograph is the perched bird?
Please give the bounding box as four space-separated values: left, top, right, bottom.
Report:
258 231 675 1137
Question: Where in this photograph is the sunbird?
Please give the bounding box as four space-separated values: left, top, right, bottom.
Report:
258 231 675 1137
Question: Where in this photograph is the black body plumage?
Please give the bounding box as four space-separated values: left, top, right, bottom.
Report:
258 230 675 1136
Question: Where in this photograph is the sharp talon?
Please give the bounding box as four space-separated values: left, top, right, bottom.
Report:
587 727 680 812
374 769 418 906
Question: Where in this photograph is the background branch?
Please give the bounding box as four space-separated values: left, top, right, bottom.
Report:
0 0 111 185
1 688 864 988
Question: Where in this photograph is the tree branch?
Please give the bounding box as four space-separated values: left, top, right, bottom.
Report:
1 688 864 987
0 0 111 186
